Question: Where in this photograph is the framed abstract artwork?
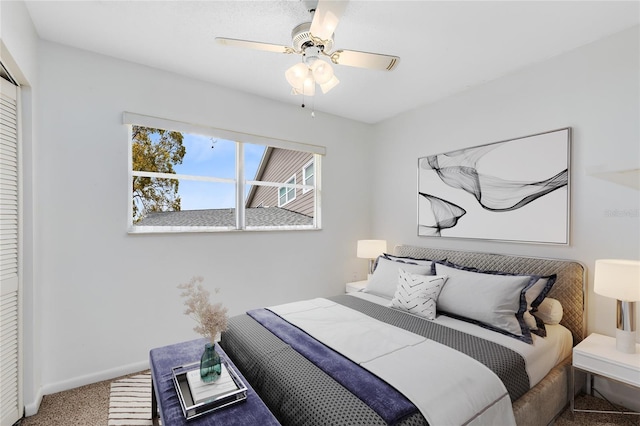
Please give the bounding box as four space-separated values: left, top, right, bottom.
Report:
417 128 571 244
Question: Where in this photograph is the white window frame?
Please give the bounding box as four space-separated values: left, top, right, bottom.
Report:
302 159 314 194
278 175 297 207
124 112 324 233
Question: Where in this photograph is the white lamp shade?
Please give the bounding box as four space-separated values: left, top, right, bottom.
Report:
302 69 316 96
357 240 387 259
285 63 309 90
594 259 640 301
310 59 334 84
320 75 339 94
290 68 316 96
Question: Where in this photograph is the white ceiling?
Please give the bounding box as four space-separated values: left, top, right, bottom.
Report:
24 1 639 123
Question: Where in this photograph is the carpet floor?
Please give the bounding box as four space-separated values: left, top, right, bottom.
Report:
18 371 639 426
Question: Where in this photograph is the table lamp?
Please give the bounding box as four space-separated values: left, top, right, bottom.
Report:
357 240 387 279
594 259 640 354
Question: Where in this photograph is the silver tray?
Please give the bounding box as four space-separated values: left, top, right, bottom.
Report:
172 359 248 420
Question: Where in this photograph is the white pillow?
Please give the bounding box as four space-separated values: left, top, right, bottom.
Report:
436 261 556 322
533 298 563 325
435 262 534 342
365 257 432 299
391 270 448 320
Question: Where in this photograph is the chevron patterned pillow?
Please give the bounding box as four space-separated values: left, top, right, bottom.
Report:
391 269 448 320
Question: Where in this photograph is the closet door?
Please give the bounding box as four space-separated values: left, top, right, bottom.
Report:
0 76 21 426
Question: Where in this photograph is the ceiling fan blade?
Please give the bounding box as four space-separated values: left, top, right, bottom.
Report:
328 49 400 71
216 37 294 54
310 0 348 41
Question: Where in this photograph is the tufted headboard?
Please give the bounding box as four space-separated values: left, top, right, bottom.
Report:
394 245 587 345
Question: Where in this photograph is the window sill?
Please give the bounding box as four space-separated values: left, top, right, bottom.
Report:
128 225 321 234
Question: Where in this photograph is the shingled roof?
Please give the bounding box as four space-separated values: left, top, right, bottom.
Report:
136 207 313 227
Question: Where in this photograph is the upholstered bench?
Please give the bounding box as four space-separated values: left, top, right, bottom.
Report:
149 338 280 425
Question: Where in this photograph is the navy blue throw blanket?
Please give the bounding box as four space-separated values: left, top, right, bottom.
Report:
247 308 417 425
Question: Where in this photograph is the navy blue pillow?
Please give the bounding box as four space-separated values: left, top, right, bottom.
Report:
372 253 439 275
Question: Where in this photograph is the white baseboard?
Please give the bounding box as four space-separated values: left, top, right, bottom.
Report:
25 359 150 416
24 387 43 417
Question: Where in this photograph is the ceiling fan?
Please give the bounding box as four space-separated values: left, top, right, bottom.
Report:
215 0 400 97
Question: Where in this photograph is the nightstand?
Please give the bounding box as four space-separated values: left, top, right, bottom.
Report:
345 280 368 293
570 333 640 416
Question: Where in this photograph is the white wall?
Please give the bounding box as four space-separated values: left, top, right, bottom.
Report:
370 26 640 409
34 41 373 399
0 1 38 82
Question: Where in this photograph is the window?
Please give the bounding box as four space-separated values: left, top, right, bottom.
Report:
278 175 296 206
302 160 314 194
125 112 324 232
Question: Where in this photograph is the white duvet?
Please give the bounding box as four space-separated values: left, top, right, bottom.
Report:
269 298 517 426
352 291 573 388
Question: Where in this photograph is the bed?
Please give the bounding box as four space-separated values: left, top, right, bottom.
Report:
220 245 586 426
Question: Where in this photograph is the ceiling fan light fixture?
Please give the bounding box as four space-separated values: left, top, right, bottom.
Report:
287 64 320 96
310 59 334 84
285 62 309 90
291 84 316 97
320 75 339 94
302 69 316 96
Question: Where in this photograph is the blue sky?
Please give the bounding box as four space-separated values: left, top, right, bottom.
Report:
172 134 266 210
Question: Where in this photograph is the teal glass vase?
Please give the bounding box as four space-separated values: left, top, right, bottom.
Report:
200 343 222 383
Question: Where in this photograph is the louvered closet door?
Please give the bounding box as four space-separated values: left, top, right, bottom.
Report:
0 77 21 426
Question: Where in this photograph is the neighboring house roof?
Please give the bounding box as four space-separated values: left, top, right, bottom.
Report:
136 207 313 227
